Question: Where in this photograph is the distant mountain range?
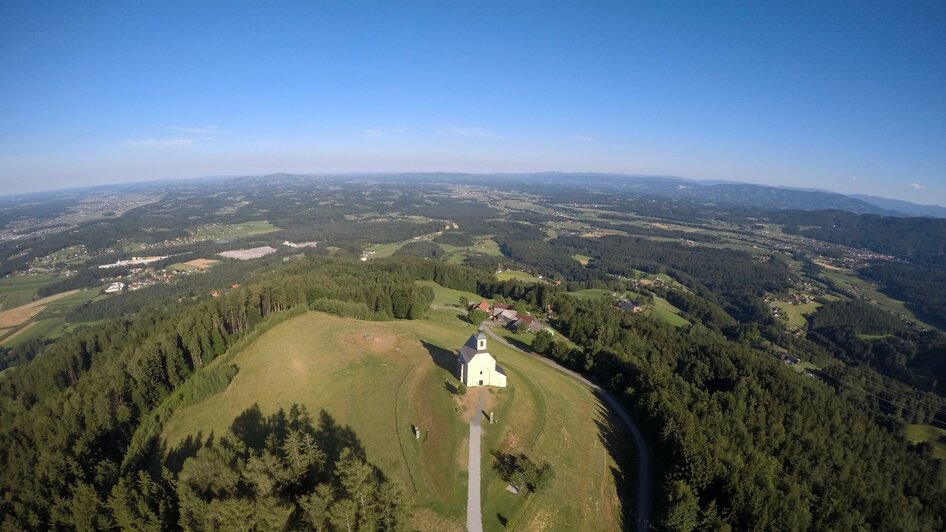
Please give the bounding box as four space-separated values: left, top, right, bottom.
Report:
439 173 944 218
848 194 946 218
420 173 940 217
4 171 942 219
607 176 896 215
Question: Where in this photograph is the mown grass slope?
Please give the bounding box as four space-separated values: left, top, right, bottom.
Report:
161 309 630 530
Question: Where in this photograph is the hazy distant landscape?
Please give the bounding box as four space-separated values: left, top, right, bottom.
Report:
0 173 944 530
2 1 944 531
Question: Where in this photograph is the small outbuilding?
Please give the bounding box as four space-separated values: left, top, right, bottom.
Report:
457 331 507 388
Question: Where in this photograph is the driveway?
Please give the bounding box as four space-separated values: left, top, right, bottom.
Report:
466 388 487 532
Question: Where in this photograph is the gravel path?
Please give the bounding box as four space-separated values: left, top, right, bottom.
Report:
466 389 487 532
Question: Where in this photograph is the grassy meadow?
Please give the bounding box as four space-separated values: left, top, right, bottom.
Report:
160 308 631 531
649 297 689 328
903 423 946 460
496 270 545 283
773 300 822 330
0 286 103 347
572 254 592 266
190 220 280 241
364 241 409 258
0 274 59 310
415 280 482 308
820 270 936 330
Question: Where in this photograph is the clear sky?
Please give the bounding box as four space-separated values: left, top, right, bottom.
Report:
1 1 944 203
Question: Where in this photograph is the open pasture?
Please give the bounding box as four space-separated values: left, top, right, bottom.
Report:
190 220 280 241
161 310 632 530
0 274 59 310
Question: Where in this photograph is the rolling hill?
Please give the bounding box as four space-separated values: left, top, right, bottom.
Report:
159 310 633 531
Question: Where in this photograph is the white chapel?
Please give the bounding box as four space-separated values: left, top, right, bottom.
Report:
457 331 507 388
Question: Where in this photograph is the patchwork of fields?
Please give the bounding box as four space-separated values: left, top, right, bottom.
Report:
0 286 103 347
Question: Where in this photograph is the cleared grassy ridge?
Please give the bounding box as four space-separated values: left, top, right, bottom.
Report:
773 300 822 330
415 280 481 308
649 297 689 328
161 311 629 531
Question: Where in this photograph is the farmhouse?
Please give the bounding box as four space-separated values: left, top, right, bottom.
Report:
457 331 507 388
511 314 543 332
471 299 490 313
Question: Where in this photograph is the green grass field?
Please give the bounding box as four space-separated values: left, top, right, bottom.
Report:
0 274 59 310
2 317 65 348
903 423 946 460
471 237 503 256
190 220 280 241
434 236 504 265
820 270 937 330
30 245 90 267
857 333 893 341
773 300 822 330
649 297 689 328
415 280 482 308
496 270 545 284
365 241 408 258
572 254 592 266
161 310 631 531
40 286 103 312
568 288 613 300
1 287 104 347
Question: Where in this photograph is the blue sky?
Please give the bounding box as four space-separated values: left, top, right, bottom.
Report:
1 1 944 203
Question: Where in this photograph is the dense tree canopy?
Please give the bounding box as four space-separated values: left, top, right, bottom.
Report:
0 257 484 529
486 281 945 530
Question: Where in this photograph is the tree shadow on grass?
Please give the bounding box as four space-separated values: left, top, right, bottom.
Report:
162 403 369 477
163 431 211 473
500 333 534 354
154 403 408 531
592 393 636 531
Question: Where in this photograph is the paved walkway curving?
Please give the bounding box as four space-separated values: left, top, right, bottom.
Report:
466 389 487 532
482 325 653 532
